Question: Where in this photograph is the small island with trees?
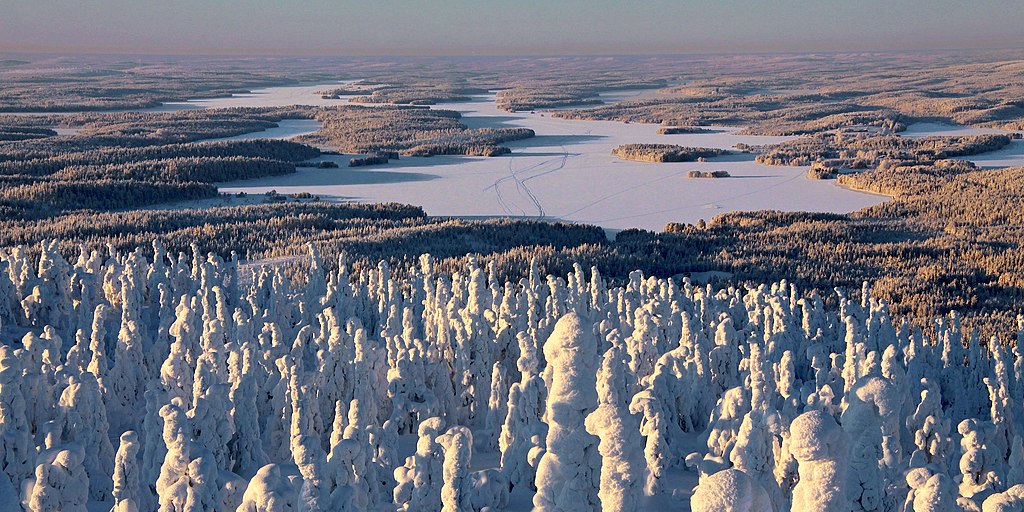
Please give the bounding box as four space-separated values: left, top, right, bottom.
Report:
612 144 731 162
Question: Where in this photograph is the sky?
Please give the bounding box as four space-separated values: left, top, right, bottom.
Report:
2 0 1023 56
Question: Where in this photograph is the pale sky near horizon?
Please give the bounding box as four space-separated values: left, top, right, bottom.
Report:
2 0 1023 56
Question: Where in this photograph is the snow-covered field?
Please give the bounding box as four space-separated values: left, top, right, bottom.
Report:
4 243 1024 511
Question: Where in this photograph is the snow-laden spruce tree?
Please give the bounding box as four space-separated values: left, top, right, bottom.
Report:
327 437 371 512
729 342 784 508
106 272 148 432
156 401 221 512
499 330 547 492
236 464 300 512
190 375 235 474
533 312 601 511
689 385 750 482
982 483 1024 511
140 381 168 512
229 347 270 479
841 375 898 511
904 466 959 512
394 416 445 511
112 431 141 512
289 376 333 512
24 446 89 512
21 331 59 443
162 296 200 409
340 397 388 509
438 425 472 512
958 418 1000 509
907 379 953 472
585 342 644 512
435 425 509 512
790 409 849 511
691 468 773 512
0 345 32 501
57 372 114 501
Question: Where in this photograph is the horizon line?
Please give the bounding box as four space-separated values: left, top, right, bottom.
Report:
3 44 1024 61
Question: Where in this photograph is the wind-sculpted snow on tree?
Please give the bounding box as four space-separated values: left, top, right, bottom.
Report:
156 401 220 512
229 347 270 479
24 447 89 512
904 466 959 512
958 418 1001 509
289 376 332 512
435 424 509 512
0 345 32 503
691 468 773 512
236 464 299 512
438 425 472 512
841 376 894 512
106 271 148 433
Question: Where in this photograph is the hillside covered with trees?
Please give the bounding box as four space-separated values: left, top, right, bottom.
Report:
1 243 1023 510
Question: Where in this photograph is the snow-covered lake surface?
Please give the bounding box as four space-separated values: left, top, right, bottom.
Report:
901 122 1024 169
25 83 1024 232
901 122 1012 138
218 91 890 232
148 82 362 111
200 118 322 143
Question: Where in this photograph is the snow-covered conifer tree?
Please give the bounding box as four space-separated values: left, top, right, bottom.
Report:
499 331 547 492
691 468 773 512
112 431 141 512
533 312 601 511
236 464 300 512
25 447 89 512
585 343 644 512
0 345 32 498
394 416 445 511
58 373 114 500
790 409 848 511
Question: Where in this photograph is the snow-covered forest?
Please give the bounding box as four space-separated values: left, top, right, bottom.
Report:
1 241 1023 511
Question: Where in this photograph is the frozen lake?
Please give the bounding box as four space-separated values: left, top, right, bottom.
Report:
150 81 363 111
218 91 891 232
29 82 1024 232
201 118 322 143
902 122 1024 169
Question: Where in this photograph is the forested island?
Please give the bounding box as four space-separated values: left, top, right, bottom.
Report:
612 144 731 163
